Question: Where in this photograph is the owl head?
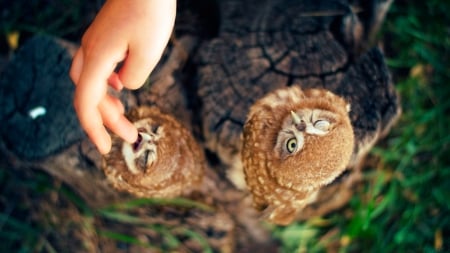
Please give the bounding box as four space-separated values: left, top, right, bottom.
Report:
102 107 204 198
242 86 354 225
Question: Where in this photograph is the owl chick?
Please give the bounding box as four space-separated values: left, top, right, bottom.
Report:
242 86 354 225
102 106 204 198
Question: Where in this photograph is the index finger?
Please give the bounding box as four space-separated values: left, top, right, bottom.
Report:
73 48 121 154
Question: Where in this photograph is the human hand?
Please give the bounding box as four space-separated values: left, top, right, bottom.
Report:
70 0 176 154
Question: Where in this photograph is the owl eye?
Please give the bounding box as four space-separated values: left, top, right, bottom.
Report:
314 120 331 131
286 138 297 153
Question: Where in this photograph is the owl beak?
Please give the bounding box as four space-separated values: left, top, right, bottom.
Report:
290 111 301 125
291 111 306 131
133 132 152 152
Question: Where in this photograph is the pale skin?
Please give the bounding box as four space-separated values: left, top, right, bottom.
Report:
70 0 176 154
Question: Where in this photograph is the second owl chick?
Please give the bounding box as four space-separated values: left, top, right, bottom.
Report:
102 106 204 198
242 86 354 225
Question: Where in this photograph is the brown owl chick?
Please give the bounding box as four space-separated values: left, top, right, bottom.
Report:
102 106 204 198
242 86 354 225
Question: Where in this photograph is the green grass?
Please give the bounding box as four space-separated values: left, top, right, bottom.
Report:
1 0 449 252
0 166 215 252
0 167 58 252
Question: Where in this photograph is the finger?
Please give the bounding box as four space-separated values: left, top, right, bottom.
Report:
73 94 112 154
108 72 124 91
116 0 176 90
104 94 125 115
99 95 138 144
70 48 84 85
74 50 121 154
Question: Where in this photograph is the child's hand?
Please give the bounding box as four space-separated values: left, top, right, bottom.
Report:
70 0 176 154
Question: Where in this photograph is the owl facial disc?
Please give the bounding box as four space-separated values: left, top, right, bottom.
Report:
121 120 162 174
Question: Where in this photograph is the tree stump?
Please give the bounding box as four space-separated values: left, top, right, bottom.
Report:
0 0 400 252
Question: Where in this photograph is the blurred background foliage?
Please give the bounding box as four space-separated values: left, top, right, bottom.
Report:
1 0 449 252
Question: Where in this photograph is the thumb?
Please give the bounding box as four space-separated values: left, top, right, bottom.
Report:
117 49 158 90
